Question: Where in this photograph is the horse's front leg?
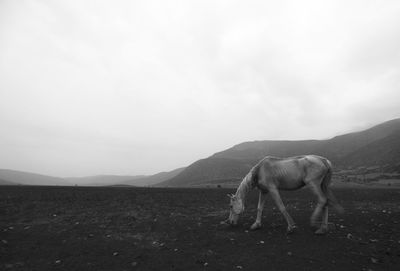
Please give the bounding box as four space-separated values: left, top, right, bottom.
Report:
250 191 268 230
269 188 297 234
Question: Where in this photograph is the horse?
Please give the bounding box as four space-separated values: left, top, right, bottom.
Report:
224 155 344 235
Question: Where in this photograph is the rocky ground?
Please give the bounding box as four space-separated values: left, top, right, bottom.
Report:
1 186 399 270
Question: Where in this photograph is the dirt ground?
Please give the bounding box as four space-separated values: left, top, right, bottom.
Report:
1 186 399 271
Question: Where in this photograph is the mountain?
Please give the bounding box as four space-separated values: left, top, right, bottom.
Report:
158 118 400 187
314 118 400 163
125 167 185 186
213 140 322 162
3 118 399 187
0 169 71 186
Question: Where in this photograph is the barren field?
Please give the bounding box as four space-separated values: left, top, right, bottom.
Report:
1 186 399 271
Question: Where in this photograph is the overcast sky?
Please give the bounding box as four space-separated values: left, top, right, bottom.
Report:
1 0 400 177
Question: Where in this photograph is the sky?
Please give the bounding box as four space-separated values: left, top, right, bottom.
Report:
1 0 400 177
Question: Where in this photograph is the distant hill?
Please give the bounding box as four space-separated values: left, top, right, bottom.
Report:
0 169 71 186
158 118 400 187
66 175 146 186
66 168 184 186
0 178 17 185
0 167 184 186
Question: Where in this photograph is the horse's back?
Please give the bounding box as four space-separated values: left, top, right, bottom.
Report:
256 155 331 190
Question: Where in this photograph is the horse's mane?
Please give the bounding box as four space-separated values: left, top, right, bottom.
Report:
235 161 262 201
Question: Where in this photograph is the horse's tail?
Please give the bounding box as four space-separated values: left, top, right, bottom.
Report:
320 158 344 214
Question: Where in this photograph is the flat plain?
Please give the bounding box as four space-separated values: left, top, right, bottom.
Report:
1 185 399 271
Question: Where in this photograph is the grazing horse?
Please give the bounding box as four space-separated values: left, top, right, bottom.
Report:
225 155 343 235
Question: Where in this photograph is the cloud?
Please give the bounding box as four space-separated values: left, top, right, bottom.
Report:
1 0 400 176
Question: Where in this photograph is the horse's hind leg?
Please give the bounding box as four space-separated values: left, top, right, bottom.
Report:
269 188 296 233
315 206 329 235
250 191 268 230
308 182 328 234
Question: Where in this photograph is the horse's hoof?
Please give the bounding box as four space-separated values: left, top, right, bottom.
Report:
286 225 297 234
250 223 261 231
310 220 321 228
310 222 317 227
314 228 328 235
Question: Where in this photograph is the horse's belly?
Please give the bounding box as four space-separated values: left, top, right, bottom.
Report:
277 179 306 190
257 177 305 191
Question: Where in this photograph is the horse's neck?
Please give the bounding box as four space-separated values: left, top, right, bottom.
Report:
235 174 253 202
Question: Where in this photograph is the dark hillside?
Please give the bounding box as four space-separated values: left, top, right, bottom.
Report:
159 118 400 187
341 129 400 167
159 158 253 187
212 140 322 161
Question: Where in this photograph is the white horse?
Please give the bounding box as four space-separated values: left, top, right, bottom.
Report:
225 155 343 235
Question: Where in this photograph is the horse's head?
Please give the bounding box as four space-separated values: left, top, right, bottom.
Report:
227 194 244 225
